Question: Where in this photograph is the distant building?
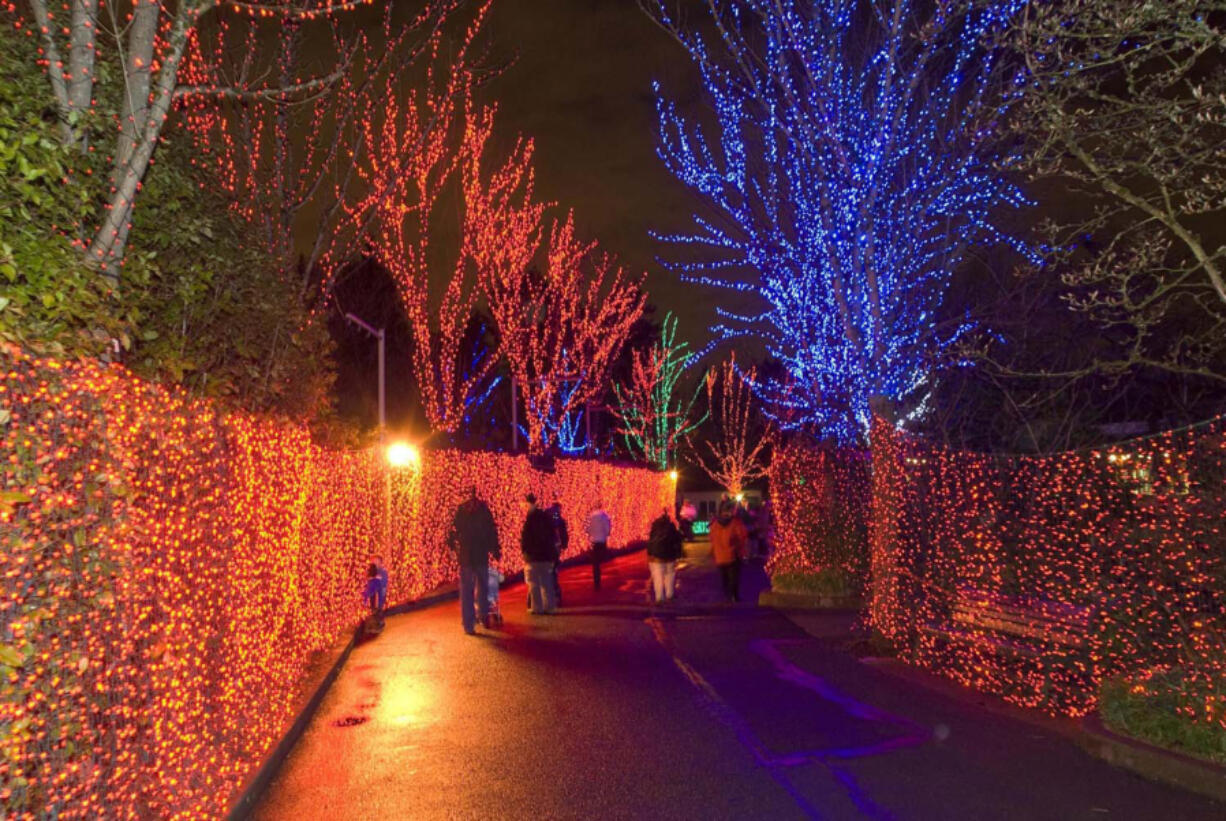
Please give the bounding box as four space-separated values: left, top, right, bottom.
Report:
683 488 765 538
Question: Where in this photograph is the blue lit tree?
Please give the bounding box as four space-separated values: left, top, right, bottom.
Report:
643 0 1035 442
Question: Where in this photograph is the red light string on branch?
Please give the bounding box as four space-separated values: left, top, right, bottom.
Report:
485 212 646 453
0 348 671 818
612 311 706 471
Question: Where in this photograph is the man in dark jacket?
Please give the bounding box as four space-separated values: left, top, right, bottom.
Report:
646 508 684 603
547 495 569 606
449 486 501 634
521 493 559 614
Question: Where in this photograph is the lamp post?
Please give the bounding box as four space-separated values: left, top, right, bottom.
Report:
344 312 385 440
346 311 387 556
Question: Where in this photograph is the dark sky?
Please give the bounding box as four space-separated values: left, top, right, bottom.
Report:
482 0 735 351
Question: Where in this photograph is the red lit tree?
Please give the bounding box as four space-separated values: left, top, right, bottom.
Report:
485 214 646 452
180 1 486 300
15 0 464 279
364 94 540 433
698 354 772 494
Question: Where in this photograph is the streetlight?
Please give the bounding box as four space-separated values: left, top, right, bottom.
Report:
344 312 385 440
668 469 679 482
387 441 420 468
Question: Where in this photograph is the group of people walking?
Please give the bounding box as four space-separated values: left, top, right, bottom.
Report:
447 486 613 635
646 498 750 604
362 488 757 636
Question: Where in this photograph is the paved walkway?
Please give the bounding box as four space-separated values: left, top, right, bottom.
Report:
255 546 1223 820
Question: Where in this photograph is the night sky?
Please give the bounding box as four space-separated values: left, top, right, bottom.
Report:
482 0 734 351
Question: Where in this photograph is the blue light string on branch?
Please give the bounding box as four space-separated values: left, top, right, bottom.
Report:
648 0 1037 443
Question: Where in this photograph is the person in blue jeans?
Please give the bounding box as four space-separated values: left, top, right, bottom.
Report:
371 554 389 611
521 493 559 614
448 486 502 635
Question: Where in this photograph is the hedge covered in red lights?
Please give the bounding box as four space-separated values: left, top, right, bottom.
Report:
771 414 1226 728
0 350 672 818
766 441 870 596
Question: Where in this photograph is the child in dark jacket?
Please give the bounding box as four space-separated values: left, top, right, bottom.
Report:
362 563 382 611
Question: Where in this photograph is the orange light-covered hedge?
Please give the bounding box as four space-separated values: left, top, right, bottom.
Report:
0 350 671 818
866 416 1226 718
767 417 1225 727
766 440 870 594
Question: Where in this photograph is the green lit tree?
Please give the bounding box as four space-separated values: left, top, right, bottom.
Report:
613 313 707 469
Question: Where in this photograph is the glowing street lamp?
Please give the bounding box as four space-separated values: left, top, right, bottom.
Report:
668 469 679 482
387 441 420 468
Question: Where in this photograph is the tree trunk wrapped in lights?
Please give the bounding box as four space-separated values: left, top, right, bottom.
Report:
643 0 1036 443
359 91 532 434
180 0 487 301
613 312 706 470
697 354 771 495
19 0 467 278
485 213 646 453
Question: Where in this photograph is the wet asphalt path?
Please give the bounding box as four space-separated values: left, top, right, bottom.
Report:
254 546 1224 820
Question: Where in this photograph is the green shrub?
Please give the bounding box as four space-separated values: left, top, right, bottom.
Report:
770 567 851 597
1100 668 1226 765
0 24 333 419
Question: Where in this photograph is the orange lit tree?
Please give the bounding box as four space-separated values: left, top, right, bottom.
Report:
613 312 706 470
14 0 465 279
179 1 486 300
698 353 772 495
364 93 540 433
485 214 646 452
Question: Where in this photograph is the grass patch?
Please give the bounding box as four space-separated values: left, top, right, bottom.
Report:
1100 668 1226 766
770 567 851 597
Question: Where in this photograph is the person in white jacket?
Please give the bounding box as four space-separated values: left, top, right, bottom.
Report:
585 503 613 590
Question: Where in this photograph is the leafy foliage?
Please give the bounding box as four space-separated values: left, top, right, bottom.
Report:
0 39 125 355
0 25 332 418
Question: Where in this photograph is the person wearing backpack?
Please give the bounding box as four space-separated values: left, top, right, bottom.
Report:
547 495 569 606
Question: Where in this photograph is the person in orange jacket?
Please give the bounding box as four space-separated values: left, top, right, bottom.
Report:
709 501 749 602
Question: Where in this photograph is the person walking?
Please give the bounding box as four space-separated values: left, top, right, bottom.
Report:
547 495 568 606
521 493 558 614
585 501 612 590
371 554 389 612
646 507 684 604
709 501 749 603
359 563 385 641
448 486 502 635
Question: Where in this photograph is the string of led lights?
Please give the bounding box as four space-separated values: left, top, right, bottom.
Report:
766 439 872 590
697 353 772 496
0 349 672 817
486 213 646 453
613 311 706 471
646 0 1036 443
